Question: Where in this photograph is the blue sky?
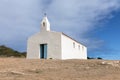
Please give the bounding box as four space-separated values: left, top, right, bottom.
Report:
92 11 120 60
0 0 120 60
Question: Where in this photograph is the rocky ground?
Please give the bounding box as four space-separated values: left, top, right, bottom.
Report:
0 58 120 80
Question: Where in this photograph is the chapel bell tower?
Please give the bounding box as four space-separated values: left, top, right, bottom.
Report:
41 13 50 31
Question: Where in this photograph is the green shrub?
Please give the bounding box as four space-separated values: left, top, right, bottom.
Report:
0 45 26 58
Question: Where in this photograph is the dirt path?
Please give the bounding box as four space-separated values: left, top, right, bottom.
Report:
0 58 120 80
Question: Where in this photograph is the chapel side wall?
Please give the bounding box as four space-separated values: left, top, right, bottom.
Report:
61 35 87 59
83 46 87 59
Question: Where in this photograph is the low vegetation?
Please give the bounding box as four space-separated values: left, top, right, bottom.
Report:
87 57 103 59
0 45 26 57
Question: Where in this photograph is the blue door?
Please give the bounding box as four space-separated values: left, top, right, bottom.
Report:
40 44 47 59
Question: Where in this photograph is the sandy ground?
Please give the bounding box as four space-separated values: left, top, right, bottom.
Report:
0 58 120 80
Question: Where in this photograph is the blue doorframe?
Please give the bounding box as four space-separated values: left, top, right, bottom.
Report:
40 44 47 59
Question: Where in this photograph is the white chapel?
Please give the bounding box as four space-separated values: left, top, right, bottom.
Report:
27 14 87 59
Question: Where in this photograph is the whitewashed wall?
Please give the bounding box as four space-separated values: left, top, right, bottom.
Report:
61 34 87 59
27 31 61 59
27 31 87 59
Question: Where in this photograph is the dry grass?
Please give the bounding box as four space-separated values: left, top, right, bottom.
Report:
0 58 120 80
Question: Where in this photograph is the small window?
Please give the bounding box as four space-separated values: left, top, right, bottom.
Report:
82 46 84 51
43 22 45 27
78 45 80 50
73 42 75 48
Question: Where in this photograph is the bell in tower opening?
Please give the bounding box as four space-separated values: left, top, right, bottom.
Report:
41 13 50 31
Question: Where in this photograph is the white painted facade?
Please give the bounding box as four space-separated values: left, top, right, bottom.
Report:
27 15 87 59
61 34 87 59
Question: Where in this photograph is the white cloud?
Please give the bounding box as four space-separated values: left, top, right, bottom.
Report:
46 0 120 51
0 0 120 51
